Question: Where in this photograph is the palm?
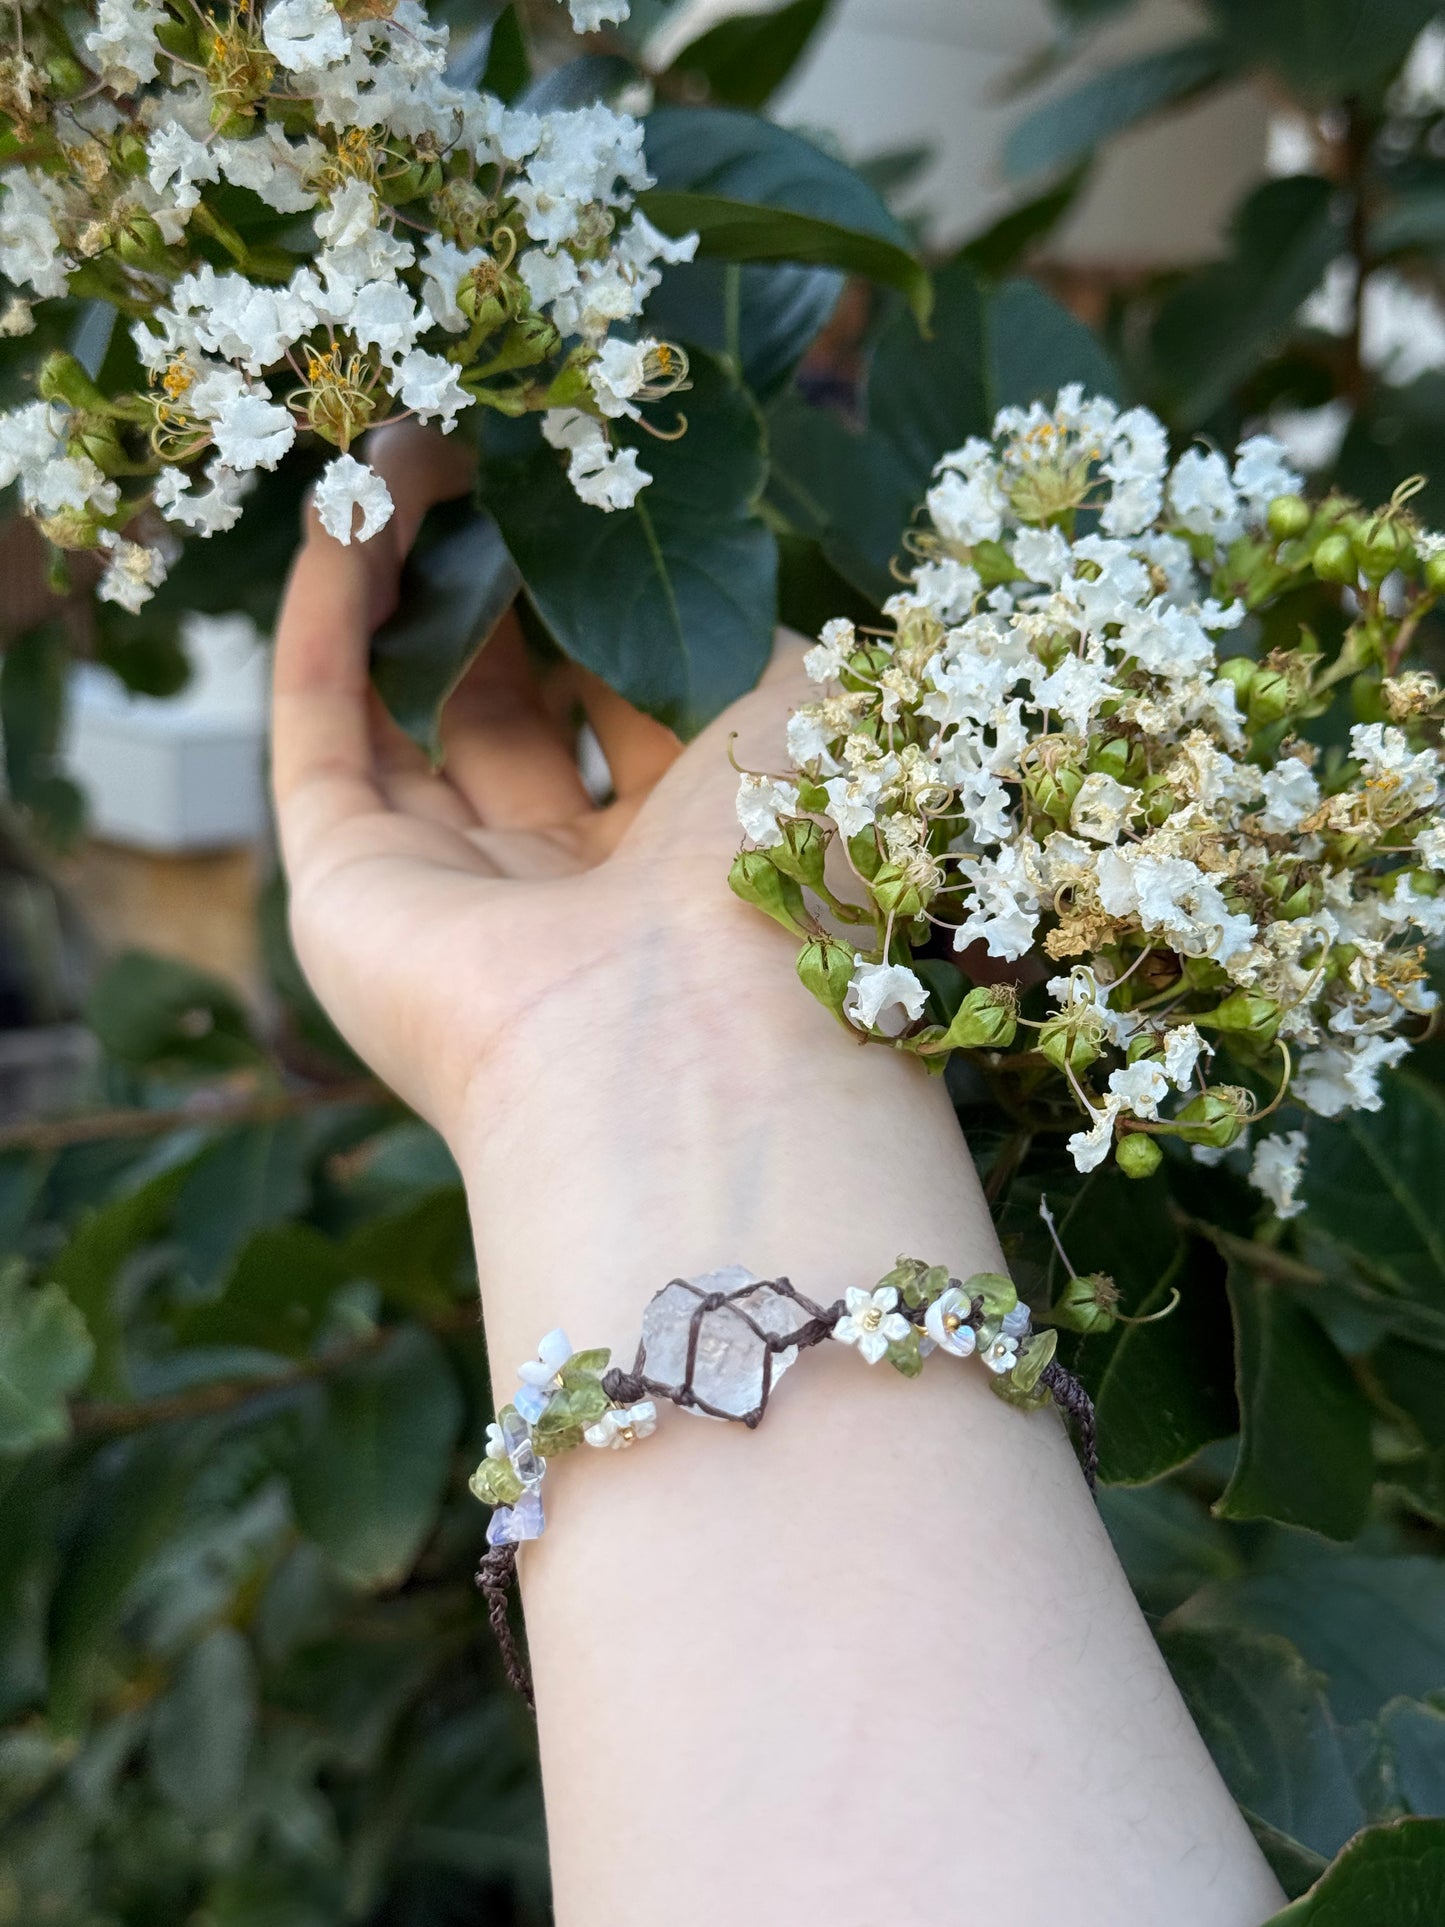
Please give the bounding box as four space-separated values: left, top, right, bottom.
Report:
272 423 804 1133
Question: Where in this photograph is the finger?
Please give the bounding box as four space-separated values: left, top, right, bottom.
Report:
271 423 475 869
437 611 593 828
572 666 682 798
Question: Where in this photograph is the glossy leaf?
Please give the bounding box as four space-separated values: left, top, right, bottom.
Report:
148 1626 256 1824
957 164 1091 280
289 1326 463 1588
1217 1265 1375 1540
1372 190 1445 259
643 254 844 401
48 1163 188 1398
0 1271 93 1454
1160 1625 1366 1860
368 497 522 763
1301 1079 1445 1342
1379 1699 1445 1819
640 106 930 323
1262 1817 1445 1925
479 4 529 102
1203 0 1440 99
173 1122 310 1295
175 1225 351 1358
1173 1539 1445 1723
1004 38 1232 180
85 950 262 1074
1098 1480 1241 1617
482 353 776 735
665 0 833 110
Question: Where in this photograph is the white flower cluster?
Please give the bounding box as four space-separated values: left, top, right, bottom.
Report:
735 387 1445 1215
0 0 694 608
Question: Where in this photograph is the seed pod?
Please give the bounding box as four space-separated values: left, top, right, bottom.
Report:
1172 1089 1250 1149
869 860 927 920
1354 517 1409 582
1088 735 1133 781
728 850 808 935
840 643 891 692
1023 760 1083 828
38 351 108 411
1047 1272 1120 1335
1247 665 1295 726
1038 1010 1104 1075
940 984 1018 1051
1425 551 1445 596
847 830 882 881
771 816 828 891
1115 1133 1162 1180
796 935 853 1017
1216 656 1255 702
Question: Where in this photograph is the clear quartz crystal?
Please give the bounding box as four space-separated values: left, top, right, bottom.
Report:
638 1266 816 1420
499 1407 544 1486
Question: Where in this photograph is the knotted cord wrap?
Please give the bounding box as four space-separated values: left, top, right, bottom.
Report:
476 1274 1099 1708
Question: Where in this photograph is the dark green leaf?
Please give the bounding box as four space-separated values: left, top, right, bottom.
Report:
173 1122 310 1295
482 352 775 735
956 165 1091 280
519 53 634 113
1 624 67 806
643 255 844 400
1098 1480 1241 1616
1005 39 1232 180
1262 1817 1445 1925
480 4 529 103
48 1162 187 1398
175 1225 350 1357
0 1269 93 1454
1372 190 1445 259
369 498 522 763
1173 1538 1445 1723
1370 1338 1445 1447
1379 1699 1445 1818
765 391 920 605
85 950 261 1074
1302 1080 1445 1341
1151 176 1344 426
1250 1815 1331 1901
341 1188 473 1316
0 1465 56 1720
1203 0 1439 100
289 1326 463 1587
1217 1265 1375 1539
1160 1625 1367 1860
148 1625 256 1824
641 106 930 323
666 0 833 111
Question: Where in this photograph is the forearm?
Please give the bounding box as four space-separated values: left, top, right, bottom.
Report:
453 916 1284 1927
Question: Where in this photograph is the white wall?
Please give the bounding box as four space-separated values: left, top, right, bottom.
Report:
654 0 1270 263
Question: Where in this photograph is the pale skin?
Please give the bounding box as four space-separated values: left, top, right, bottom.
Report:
272 422 1286 1927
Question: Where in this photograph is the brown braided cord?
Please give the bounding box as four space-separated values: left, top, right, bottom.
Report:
1039 1359 1098 1491
475 1543 533 1709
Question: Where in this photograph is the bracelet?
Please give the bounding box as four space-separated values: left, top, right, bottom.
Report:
472 1262 1097 1706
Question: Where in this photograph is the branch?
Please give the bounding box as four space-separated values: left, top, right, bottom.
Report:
0 1077 390 1155
69 1304 481 1437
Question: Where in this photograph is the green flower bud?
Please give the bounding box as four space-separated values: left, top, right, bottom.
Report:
1140 771 1178 827
770 816 828 891
1038 1007 1105 1075
538 362 592 411
1217 656 1255 703
729 849 808 935
468 1455 524 1507
1047 1272 1120 1335
1247 666 1295 726
1312 530 1358 584
796 935 853 1017
1088 735 1134 782
114 214 170 269
1410 867 1440 898
1172 1088 1251 1149
1425 550 1445 596
1115 1132 1162 1180
869 860 927 920
840 643 892 692
38 351 107 412
1023 760 1084 828
1198 989 1282 1044
1354 517 1410 582
971 538 1019 587
939 984 1018 1051
1266 493 1312 542
71 416 125 472
43 50 89 95
965 1272 1018 1321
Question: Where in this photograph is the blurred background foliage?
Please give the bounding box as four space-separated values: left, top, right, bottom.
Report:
3 0 1445 1919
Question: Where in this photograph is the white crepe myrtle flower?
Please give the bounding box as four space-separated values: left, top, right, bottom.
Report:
1250 1131 1308 1220
981 1331 1020 1375
923 1286 977 1358
147 122 220 212
1071 772 1137 844
834 1285 911 1365
567 0 629 28
263 0 353 72
1163 1024 1205 1090
154 461 251 536
844 959 927 1038
314 454 395 545
1067 1097 1123 1175
583 1401 657 1449
97 533 168 613
804 617 856 684
395 349 472 430
1108 1059 1170 1120
541 408 651 511
83 0 166 89
736 774 800 848
0 172 69 300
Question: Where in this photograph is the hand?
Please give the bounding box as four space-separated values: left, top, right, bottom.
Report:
272 420 815 1148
